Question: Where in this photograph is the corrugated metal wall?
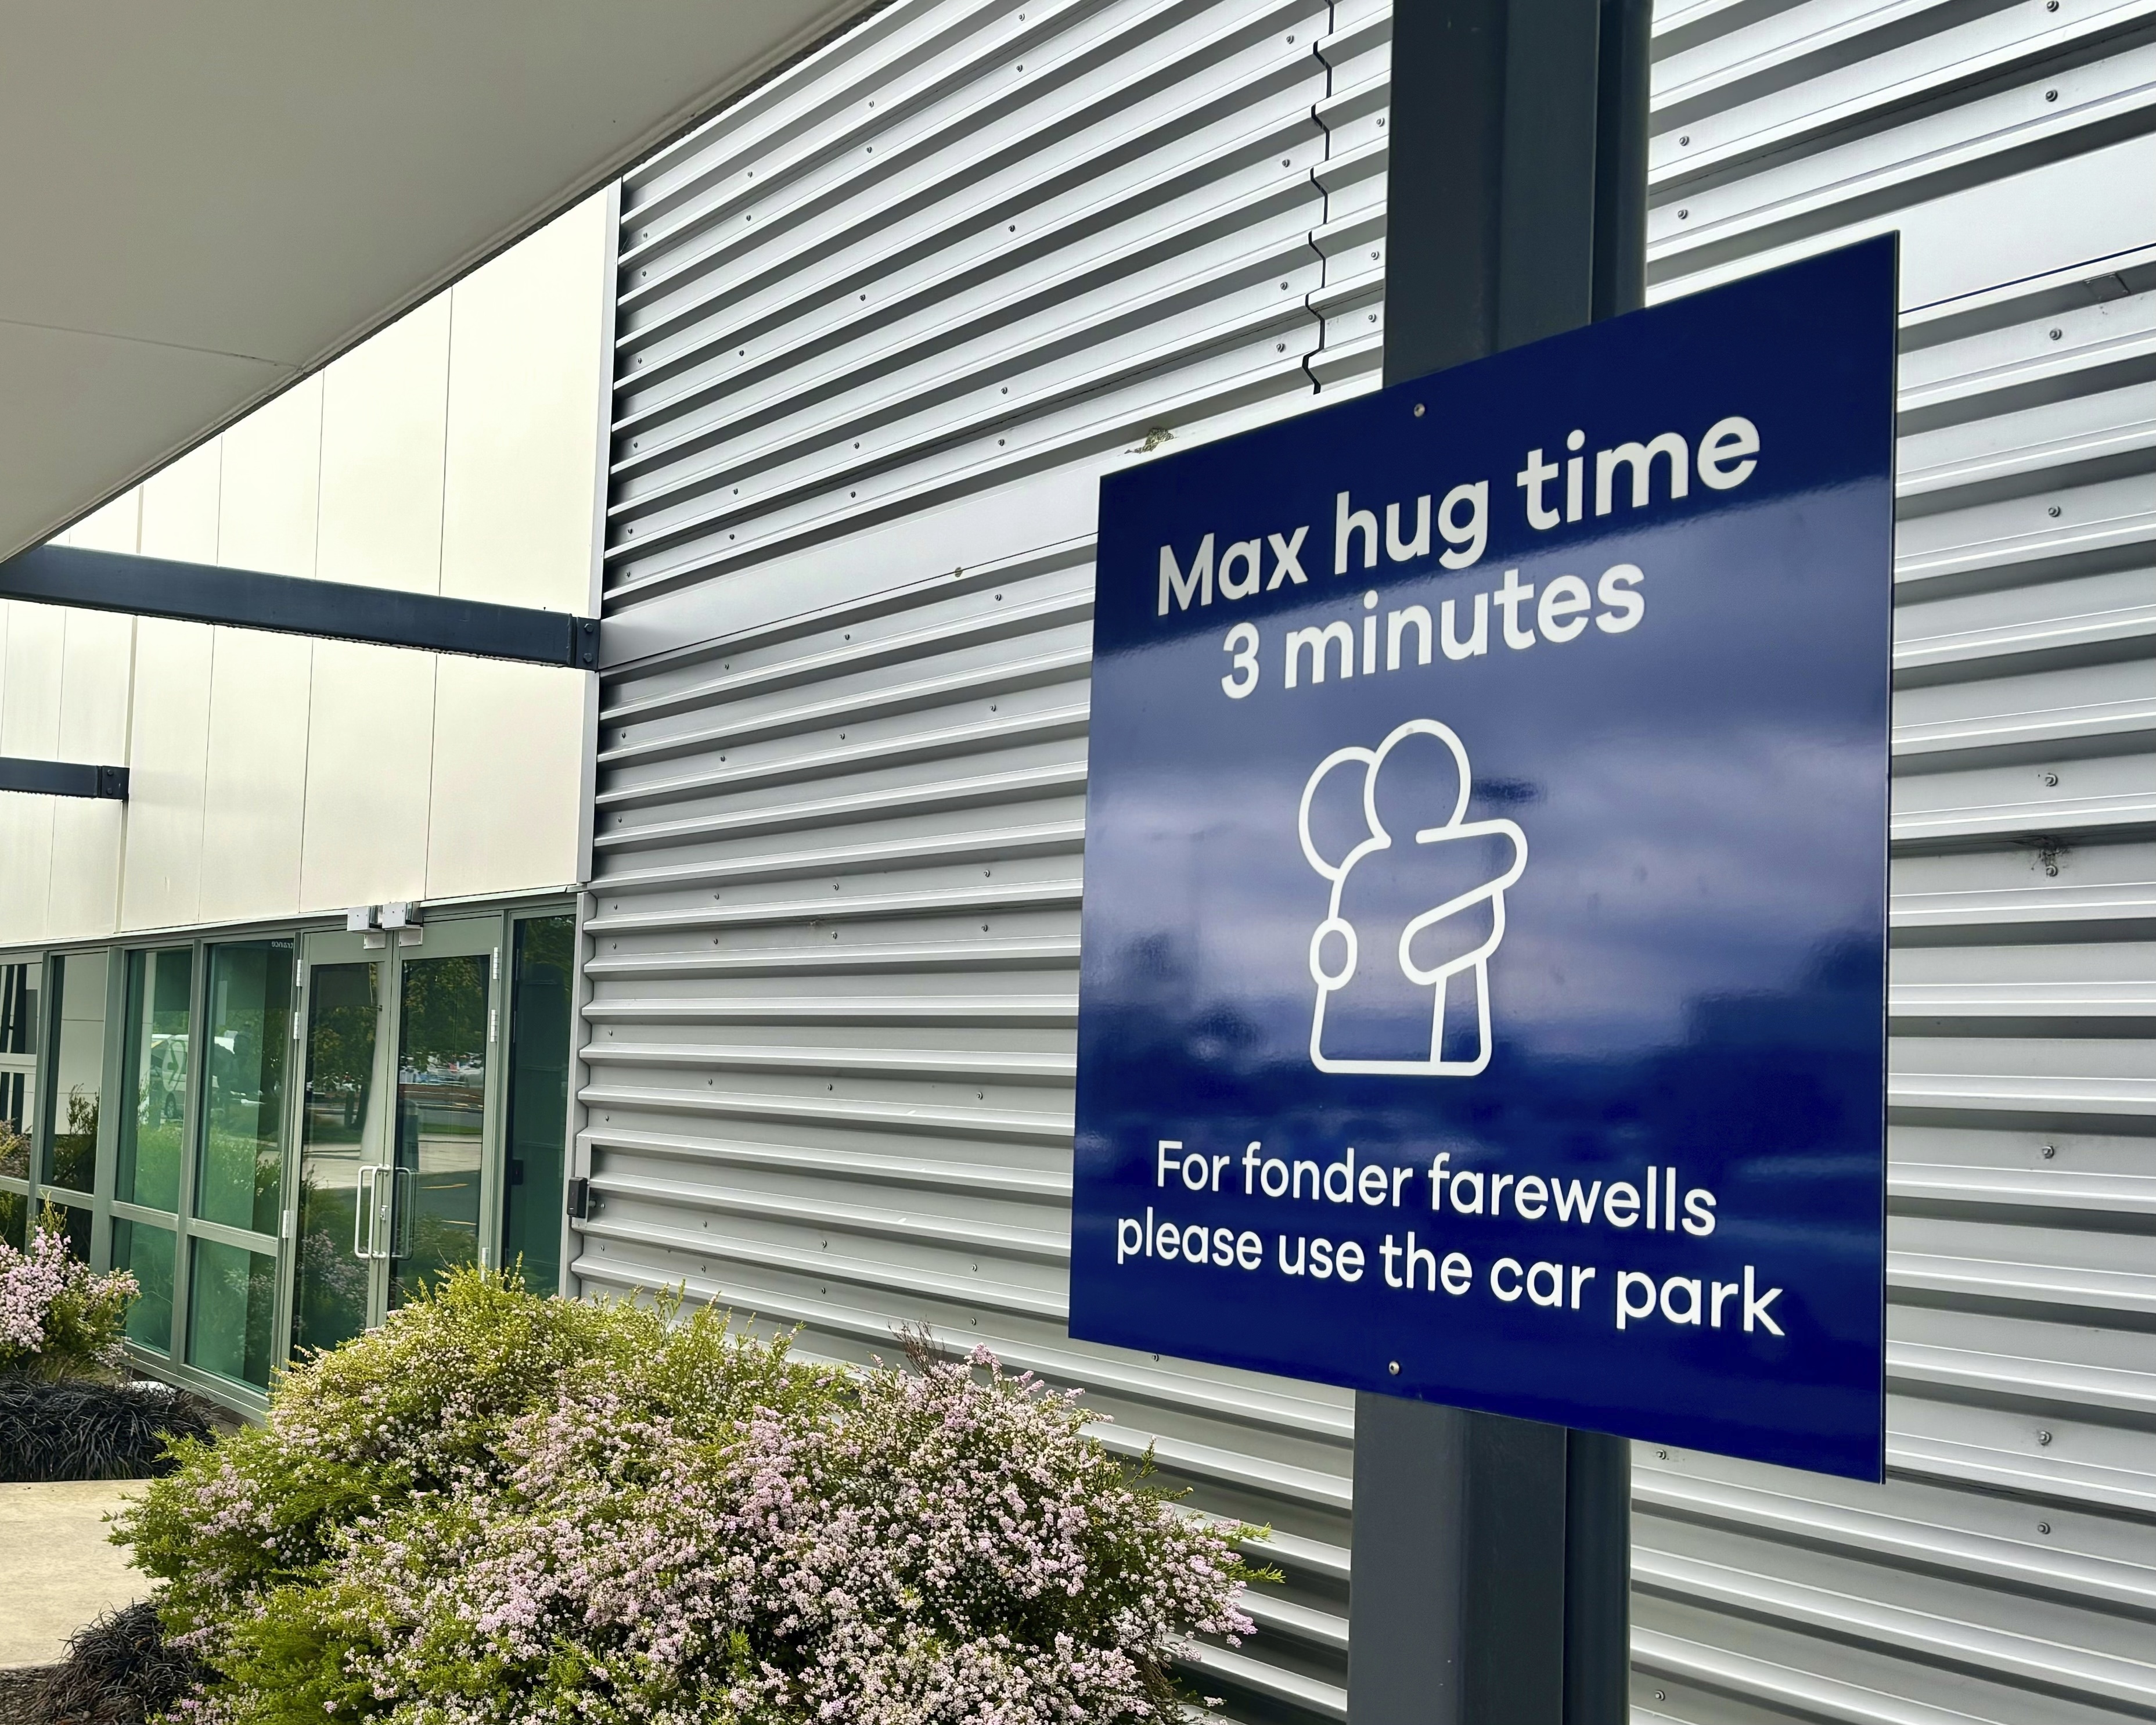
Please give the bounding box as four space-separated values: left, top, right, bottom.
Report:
1636 0 2156 1716
587 5 1376 1719
581 0 2156 1720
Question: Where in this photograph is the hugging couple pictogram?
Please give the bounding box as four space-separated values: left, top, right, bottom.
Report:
1299 719 1528 1075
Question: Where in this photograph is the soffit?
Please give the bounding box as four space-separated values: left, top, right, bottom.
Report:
0 0 873 560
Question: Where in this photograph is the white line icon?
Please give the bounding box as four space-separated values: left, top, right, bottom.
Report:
1298 719 1528 1075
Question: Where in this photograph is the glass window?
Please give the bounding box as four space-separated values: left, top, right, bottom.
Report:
186 1237 277 1389
43 954 107 1194
0 960 37 1056
502 917 573 1295
48 1199 92 1261
111 1219 175 1353
2 959 42 1255
117 949 193 1211
195 941 293 1236
0 1072 27 1145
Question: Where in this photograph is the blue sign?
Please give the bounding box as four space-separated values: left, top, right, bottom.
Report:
1071 239 1895 1480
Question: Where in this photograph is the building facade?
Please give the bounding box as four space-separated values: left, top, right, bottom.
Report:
3 1 2153 1720
0 194 609 1406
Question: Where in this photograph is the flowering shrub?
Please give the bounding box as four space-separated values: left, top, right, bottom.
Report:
0 1206 138 1379
122 1271 1264 1725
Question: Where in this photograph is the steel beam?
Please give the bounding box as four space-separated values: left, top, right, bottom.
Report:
0 757 128 799
0 545 600 669
1349 0 1650 1720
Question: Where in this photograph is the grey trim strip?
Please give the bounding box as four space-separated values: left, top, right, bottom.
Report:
1 545 601 669
0 756 128 799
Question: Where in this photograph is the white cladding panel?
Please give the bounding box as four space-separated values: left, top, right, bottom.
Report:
588 1 2156 1722
0 196 609 945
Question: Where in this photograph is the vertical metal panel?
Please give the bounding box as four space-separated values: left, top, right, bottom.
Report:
591 0 2156 1720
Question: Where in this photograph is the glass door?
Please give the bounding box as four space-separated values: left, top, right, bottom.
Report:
287 918 503 1359
289 932 389 1356
387 919 498 1311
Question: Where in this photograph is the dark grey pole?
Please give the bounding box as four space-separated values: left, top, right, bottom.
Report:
1348 0 1649 1719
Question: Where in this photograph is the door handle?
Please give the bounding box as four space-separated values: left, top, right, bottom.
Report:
353 1165 377 1259
354 1164 394 1262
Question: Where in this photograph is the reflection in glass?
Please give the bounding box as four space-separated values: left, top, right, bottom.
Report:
49 1201 92 1261
503 917 572 1294
0 1101 26 1178
43 954 107 1194
195 942 292 1235
391 952 488 1309
291 961 381 1358
117 950 193 1211
1 961 37 1053
188 1237 277 1389
0 1189 26 1250
111 1219 175 1353
2 961 41 1185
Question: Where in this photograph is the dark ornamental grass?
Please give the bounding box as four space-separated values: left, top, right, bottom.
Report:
0 1379 220 1482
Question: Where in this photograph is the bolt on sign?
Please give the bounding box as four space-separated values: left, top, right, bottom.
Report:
1071 238 1896 1480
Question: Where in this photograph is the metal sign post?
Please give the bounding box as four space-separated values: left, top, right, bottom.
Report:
1357 1 1650 1719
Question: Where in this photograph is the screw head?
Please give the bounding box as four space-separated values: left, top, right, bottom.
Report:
2043 771 2060 786
1388 1361 1401 1375
2050 327 2064 339
1678 208 1690 220
2038 1522 2052 1534
2048 504 2063 516
1679 134 1690 144
1414 404 1426 417
2038 1429 2054 1445
2041 1144 2056 1158
2046 87 2058 100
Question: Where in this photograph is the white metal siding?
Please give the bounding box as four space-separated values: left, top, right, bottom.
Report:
583 0 2156 1720
1637 0 2156 1716
588 6 1379 1721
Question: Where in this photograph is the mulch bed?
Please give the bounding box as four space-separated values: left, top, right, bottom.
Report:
0 1667 59 1725
0 1605 201 1725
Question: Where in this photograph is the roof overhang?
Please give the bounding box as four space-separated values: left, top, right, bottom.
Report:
0 1 874 560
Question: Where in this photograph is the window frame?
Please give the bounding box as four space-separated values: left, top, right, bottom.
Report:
0 894 578 1412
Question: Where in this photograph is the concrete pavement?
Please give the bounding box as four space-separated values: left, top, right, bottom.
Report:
0 1481 147 1668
